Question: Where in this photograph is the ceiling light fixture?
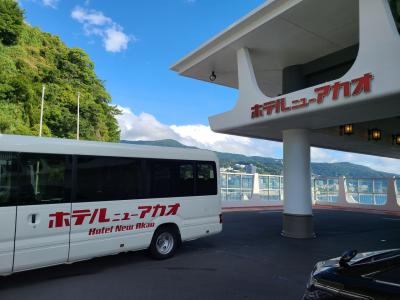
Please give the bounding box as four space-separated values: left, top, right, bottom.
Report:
340 124 354 135
392 134 400 145
209 71 216 81
368 128 382 141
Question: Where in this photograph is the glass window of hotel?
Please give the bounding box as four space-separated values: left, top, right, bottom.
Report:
18 153 70 205
389 0 400 34
0 152 17 206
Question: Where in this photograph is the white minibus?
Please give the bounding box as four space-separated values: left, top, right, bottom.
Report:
0 134 222 275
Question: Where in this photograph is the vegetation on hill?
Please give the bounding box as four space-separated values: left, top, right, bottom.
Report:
122 139 398 177
0 0 120 141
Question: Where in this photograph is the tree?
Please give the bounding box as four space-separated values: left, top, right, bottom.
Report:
0 0 24 45
0 1 120 141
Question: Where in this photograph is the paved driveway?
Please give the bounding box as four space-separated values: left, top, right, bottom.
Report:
1 210 399 300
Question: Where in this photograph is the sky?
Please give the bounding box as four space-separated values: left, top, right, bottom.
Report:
18 0 400 174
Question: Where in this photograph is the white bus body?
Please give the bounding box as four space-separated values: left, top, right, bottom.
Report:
0 134 222 275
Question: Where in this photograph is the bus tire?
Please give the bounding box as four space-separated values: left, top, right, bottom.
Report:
149 226 178 260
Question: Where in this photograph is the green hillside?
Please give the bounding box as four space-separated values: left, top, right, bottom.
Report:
122 139 196 148
122 139 398 177
0 0 120 141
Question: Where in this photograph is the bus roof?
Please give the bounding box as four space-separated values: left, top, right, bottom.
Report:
0 134 218 162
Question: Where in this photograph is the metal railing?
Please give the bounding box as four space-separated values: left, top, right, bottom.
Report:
220 172 253 201
259 174 284 202
220 172 396 207
345 178 387 205
313 178 339 203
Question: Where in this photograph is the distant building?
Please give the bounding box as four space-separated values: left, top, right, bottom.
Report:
245 164 257 174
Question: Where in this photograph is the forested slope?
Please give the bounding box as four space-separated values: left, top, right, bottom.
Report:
0 0 120 141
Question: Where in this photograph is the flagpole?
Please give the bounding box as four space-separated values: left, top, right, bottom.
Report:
77 92 80 140
39 85 45 137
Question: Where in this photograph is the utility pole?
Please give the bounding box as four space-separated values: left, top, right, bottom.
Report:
36 84 46 195
77 92 80 140
39 85 45 137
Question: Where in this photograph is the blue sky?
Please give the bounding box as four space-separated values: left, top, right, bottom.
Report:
20 0 264 124
18 0 400 174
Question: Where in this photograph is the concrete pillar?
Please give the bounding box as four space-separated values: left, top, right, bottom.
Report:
282 129 315 238
386 177 399 211
337 176 348 206
251 173 260 201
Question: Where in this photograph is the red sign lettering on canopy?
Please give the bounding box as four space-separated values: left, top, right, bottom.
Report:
251 73 374 119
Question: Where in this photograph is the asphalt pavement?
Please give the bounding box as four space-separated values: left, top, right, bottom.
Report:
1 210 400 300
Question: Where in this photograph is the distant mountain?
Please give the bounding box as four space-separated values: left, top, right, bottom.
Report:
311 162 396 178
120 139 398 177
121 139 195 149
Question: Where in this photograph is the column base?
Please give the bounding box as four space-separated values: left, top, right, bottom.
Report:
281 213 316 239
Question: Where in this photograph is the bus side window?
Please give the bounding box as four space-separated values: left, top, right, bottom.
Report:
149 160 173 198
196 162 217 196
0 152 17 207
76 156 142 202
176 163 194 196
18 154 70 205
148 160 195 198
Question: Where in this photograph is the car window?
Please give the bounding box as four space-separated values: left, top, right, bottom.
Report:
353 250 400 265
374 267 400 285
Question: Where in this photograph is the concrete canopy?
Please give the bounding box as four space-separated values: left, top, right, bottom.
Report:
172 0 400 159
171 0 359 97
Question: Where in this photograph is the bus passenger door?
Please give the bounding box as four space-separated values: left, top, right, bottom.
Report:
13 153 71 272
0 152 18 275
69 155 144 261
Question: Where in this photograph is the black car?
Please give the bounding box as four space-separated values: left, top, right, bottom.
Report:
304 249 400 300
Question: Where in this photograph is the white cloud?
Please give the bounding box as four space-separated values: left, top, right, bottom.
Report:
311 147 340 163
71 6 134 53
20 0 59 9
116 106 282 158
116 105 400 174
311 148 400 174
42 0 58 8
104 26 132 52
117 107 179 141
71 6 111 26
340 153 400 175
